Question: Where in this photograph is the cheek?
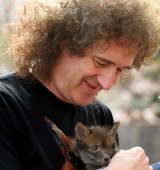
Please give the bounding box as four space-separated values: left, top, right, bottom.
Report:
63 70 84 89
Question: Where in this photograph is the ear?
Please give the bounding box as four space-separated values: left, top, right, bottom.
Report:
108 122 120 137
75 122 90 141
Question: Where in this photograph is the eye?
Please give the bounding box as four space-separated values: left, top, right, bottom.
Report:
91 145 98 151
116 68 123 74
93 58 109 68
116 67 131 74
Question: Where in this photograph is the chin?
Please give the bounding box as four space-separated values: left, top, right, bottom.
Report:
75 98 96 106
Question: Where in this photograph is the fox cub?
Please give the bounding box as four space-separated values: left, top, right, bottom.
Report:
45 117 120 170
71 122 120 170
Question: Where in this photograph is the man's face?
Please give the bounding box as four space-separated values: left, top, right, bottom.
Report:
45 40 137 106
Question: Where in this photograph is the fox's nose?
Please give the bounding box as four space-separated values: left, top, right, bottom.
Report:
104 157 110 163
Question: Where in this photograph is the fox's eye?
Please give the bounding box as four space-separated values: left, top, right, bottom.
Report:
91 145 98 151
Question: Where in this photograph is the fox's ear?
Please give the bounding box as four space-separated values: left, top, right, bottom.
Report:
108 122 120 137
75 122 90 141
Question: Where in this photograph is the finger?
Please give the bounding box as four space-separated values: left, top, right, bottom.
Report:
141 156 149 166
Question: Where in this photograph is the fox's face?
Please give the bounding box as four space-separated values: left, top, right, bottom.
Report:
72 122 120 169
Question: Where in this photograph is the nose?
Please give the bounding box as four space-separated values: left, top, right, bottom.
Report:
97 69 117 90
104 157 110 164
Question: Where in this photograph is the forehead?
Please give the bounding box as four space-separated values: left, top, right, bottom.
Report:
86 40 138 61
88 40 138 54
85 40 138 66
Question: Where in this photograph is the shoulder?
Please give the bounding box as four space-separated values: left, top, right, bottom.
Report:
0 73 23 95
0 73 29 117
0 73 21 85
0 73 37 102
0 74 30 106
0 74 27 137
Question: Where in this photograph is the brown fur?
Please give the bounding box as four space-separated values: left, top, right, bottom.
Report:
45 117 120 170
70 122 120 170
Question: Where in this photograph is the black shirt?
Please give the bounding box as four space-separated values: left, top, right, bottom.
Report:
0 74 115 170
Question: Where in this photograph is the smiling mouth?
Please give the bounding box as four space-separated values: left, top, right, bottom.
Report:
85 80 98 90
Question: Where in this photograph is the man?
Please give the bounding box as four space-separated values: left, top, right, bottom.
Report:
0 0 160 169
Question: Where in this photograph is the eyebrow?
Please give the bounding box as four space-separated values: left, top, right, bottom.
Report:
93 56 133 70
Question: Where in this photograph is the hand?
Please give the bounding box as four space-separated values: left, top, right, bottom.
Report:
105 147 152 170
